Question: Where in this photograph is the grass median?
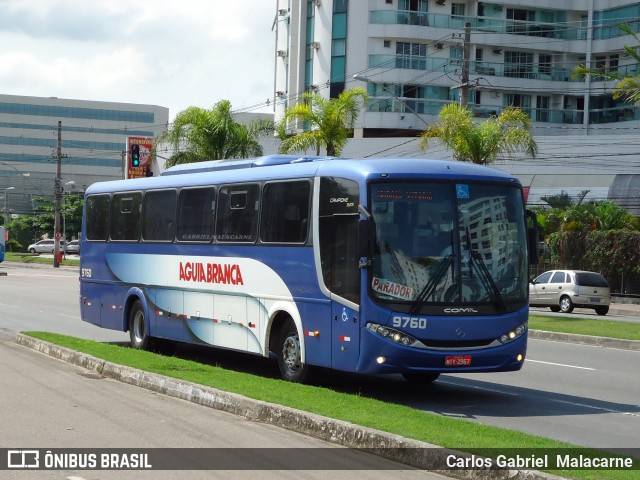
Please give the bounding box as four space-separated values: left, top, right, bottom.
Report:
24 331 639 479
3 252 80 266
529 314 640 340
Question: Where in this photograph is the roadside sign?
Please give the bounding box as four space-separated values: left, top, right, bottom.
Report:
126 137 154 179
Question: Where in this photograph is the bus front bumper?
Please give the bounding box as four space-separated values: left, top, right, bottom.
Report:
356 329 528 375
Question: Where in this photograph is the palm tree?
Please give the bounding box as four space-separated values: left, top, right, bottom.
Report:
156 100 272 168
418 104 538 165
278 87 368 157
573 24 640 105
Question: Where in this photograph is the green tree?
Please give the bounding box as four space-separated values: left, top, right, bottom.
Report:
418 104 538 164
278 87 368 157
573 24 640 104
156 100 273 168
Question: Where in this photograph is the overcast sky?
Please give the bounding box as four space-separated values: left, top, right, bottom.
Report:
0 0 277 120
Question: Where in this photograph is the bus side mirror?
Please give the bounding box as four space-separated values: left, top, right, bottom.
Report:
357 218 373 262
528 227 540 265
526 209 540 265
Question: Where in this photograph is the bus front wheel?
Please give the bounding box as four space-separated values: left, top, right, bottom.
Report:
129 301 153 350
277 320 309 383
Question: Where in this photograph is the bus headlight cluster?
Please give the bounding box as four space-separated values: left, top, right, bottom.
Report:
367 323 417 346
498 323 527 344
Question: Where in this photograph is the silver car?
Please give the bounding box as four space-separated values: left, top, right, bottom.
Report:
529 270 611 315
27 239 65 254
64 240 80 255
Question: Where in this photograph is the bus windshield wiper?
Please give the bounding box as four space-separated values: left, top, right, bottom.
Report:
465 228 506 311
410 255 453 314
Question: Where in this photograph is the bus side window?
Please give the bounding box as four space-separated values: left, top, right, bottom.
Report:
110 192 142 241
318 177 360 305
260 180 310 243
216 184 260 243
86 194 110 241
142 190 177 241
177 187 215 242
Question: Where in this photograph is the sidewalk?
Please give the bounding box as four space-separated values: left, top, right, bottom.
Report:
608 302 640 317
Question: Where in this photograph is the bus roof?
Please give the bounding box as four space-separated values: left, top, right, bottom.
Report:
85 156 521 195
161 154 335 176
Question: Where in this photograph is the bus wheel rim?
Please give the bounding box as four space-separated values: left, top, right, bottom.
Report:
282 335 300 370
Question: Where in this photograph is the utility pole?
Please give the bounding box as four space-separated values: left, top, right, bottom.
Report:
459 23 471 107
53 121 63 268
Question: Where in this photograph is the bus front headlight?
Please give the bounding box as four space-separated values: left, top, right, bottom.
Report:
498 323 527 344
367 323 417 347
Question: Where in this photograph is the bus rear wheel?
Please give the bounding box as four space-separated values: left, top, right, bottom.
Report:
277 320 309 383
129 301 153 350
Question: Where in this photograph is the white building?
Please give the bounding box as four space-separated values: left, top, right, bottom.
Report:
273 1 640 212
0 94 168 216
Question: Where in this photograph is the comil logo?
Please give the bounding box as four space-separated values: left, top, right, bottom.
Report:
8 450 39 468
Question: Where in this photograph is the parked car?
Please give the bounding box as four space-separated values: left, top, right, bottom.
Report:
27 239 65 254
529 270 611 315
64 240 80 255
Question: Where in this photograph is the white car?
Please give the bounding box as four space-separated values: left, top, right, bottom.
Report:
27 239 65 254
530 270 611 315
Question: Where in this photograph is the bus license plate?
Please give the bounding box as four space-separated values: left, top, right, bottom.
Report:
445 355 471 367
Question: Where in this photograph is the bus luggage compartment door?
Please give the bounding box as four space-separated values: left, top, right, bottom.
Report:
331 302 360 371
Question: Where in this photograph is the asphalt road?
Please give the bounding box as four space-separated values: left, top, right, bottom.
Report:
1 262 639 460
0 330 443 480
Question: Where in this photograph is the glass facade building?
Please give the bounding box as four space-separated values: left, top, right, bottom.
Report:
0 94 168 216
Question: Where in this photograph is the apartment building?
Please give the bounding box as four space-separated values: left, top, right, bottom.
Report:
273 1 640 211
274 0 640 136
0 94 168 216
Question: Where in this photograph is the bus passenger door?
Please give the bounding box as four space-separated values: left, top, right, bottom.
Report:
318 176 362 372
322 214 361 372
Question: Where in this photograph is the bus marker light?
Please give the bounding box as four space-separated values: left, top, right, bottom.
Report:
517 354 524 362
339 336 351 342
304 331 319 337
376 356 386 364
249 323 256 328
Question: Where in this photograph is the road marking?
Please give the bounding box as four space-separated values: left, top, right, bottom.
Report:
439 380 519 396
527 359 595 371
550 398 640 417
6 272 77 279
0 302 18 308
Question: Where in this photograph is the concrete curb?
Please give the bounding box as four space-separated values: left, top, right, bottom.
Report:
529 330 640 351
14 333 565 480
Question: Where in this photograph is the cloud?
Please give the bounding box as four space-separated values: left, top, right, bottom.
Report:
0 0 276 118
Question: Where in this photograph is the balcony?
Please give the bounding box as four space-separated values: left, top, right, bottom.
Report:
365 100 640 126
370 10 584 40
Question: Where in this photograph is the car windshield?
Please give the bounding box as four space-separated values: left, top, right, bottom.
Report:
369 181 528 314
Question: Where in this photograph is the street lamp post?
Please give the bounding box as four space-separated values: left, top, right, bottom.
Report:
2 186 15 226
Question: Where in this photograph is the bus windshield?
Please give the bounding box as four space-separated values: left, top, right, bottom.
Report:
369 181 528 313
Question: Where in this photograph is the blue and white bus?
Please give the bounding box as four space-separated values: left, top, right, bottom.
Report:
80 155 538 383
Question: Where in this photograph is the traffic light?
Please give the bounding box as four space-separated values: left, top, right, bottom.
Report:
131 144 140 167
